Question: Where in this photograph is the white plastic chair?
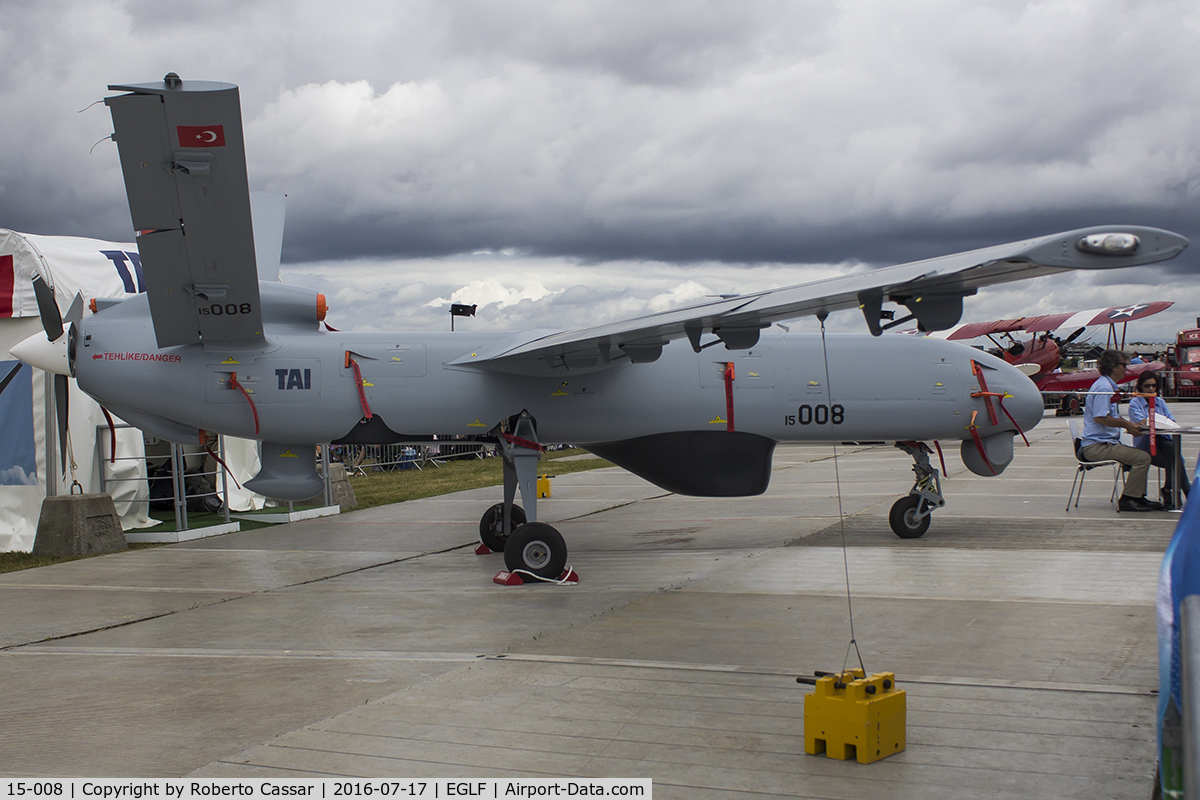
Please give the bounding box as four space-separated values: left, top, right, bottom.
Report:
1066 417 1123 511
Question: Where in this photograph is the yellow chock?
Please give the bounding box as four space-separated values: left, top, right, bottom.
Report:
802 669 906 764
537 474 552 498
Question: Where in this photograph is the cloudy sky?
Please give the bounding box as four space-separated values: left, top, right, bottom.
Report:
2 0 1198 342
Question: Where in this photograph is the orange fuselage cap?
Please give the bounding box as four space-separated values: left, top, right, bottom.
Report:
316 293 328 321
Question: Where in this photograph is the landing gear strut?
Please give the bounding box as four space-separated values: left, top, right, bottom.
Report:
482 411 569 580
889 442 946 539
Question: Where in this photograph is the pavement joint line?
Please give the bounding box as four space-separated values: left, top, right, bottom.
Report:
212 745 575 780
488 653 1155 695
203 761 357 779
242 735 1113 788
0 584 249 593
0 607 184 653
3 646 488 661
307 722 805 753
560 493 673 522
0 541 478 652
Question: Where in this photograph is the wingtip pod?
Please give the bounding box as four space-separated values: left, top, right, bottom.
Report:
1022 226 1188 271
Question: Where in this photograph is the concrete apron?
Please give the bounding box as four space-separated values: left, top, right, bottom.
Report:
0 407 1189 799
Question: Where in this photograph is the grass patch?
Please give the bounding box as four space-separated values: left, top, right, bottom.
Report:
349 447 613 510
0 551 81 574
0 542 162 575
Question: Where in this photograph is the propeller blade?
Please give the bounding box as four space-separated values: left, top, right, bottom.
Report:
55 373 69 473
0 362 22 397
64 293 84 326
31 274 64 342
1063 326 1087 345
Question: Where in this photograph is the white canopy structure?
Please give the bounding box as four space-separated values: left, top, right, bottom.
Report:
0 229 266 551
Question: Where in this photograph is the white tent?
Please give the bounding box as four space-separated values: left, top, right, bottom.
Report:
1 229 152 548
0 229 264 551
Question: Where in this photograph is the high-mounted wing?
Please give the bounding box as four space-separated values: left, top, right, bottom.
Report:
945 301 1174 340
450 227 1187 372
105 74 264 349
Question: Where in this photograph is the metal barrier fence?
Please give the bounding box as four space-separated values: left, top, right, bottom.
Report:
97 427 340 532
96 423 232 533
333 442 494 475
94 432 508 531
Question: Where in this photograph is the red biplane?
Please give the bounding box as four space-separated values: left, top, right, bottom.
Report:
942 302 1173 413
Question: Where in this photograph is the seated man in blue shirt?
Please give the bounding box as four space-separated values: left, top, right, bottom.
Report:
1080 349 1160 512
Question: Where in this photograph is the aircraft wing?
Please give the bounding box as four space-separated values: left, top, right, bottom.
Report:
450 227 1187 371
946 301 1174 340
1038 361 1165 394
1036 371 1105 394
105 77 264 349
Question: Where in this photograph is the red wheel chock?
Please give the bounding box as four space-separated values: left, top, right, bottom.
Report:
475 543 492 555
492 568 579 586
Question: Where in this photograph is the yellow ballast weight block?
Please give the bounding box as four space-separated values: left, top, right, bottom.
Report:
804 670 906 764
537 475 552 498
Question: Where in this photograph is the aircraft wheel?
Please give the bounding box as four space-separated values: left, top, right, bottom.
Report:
504 522 567 580
479 503 526 552
889 496 931 539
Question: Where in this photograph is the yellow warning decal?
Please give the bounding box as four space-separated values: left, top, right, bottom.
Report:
467 419 488 427
748 371 760 378
708 415 727 424
280 449 299 458
362 381 374 387
221 358 239 364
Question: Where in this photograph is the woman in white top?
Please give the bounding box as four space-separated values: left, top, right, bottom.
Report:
1128 371 1190 508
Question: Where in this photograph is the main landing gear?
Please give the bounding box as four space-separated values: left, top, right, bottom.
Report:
888 442 946 539
476 411 569 580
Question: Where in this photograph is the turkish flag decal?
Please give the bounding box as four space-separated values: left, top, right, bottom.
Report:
177 125 226 148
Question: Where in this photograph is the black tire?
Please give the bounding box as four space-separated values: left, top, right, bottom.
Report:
889 496 931 539
479 503 526 552
503 522 567 580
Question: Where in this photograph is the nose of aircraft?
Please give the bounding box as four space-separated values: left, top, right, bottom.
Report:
995 362 1044 433
10 330 70 376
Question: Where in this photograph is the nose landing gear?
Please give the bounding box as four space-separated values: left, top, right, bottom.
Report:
889 441 945 539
